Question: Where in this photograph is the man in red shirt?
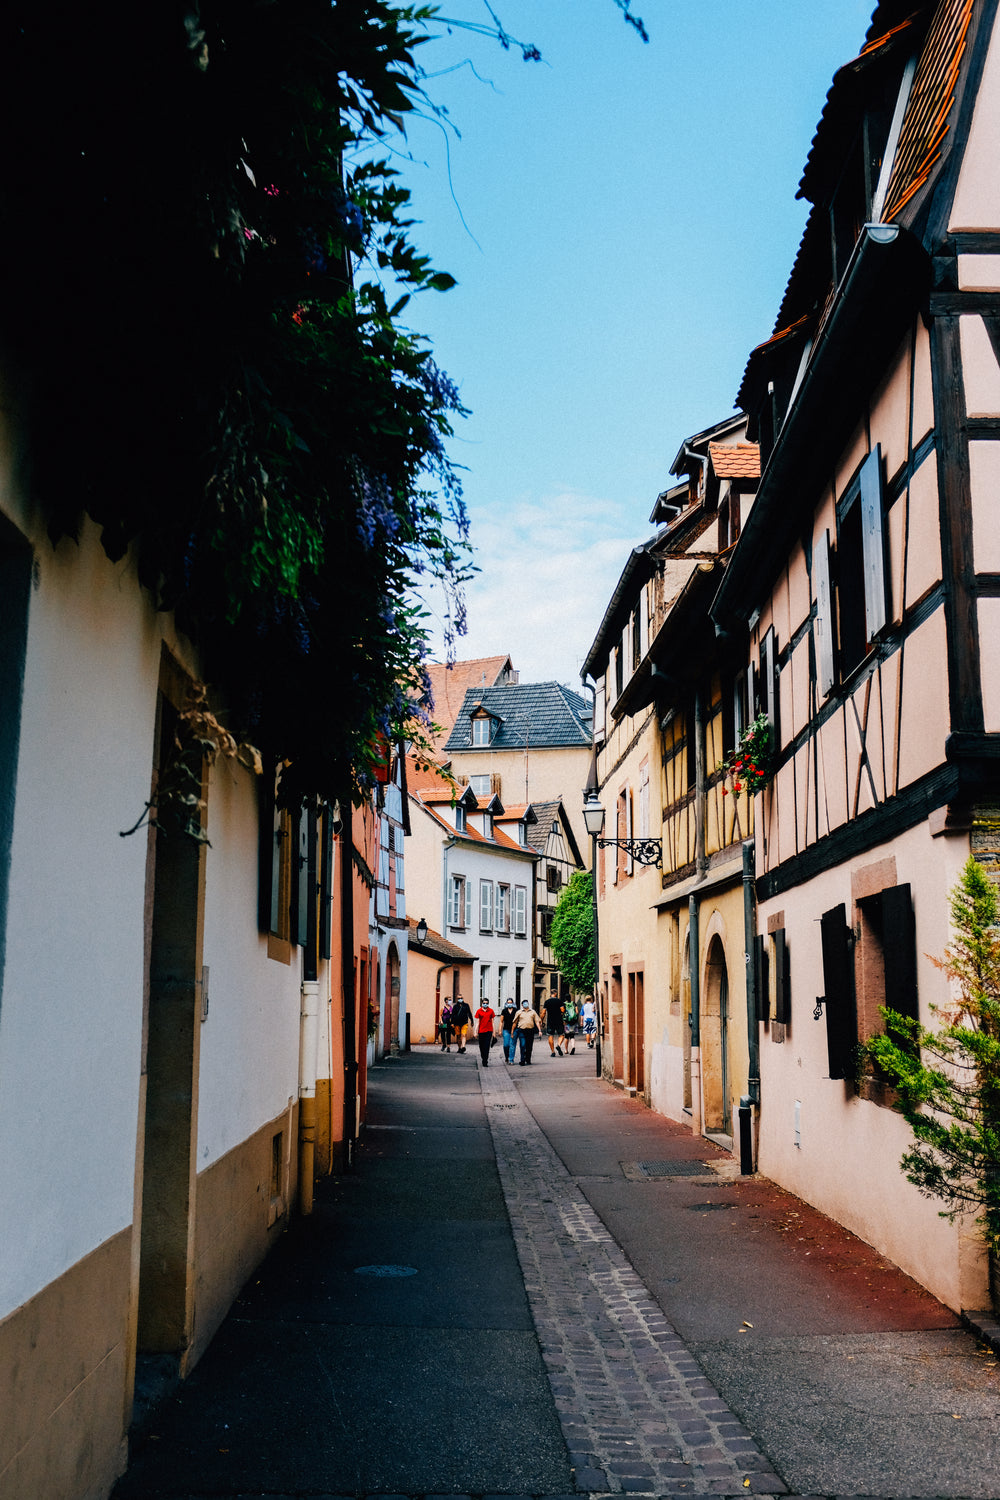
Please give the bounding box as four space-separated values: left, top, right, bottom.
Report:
474 1000 496 1066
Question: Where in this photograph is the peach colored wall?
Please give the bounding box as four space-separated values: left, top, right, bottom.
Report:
950 13 1000 232
755 818 984 1311
960 314 1000 416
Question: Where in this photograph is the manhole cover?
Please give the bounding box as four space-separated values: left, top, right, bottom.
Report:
623 1160 714 1179
354 1265 418 1278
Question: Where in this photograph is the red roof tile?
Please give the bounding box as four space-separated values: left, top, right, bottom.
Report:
709 442 761 479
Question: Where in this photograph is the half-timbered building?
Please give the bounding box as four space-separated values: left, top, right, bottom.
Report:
711 0 1000 1310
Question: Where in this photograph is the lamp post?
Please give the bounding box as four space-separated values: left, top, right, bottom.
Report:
582 792 606 1079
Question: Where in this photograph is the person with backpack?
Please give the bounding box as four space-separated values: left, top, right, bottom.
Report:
449 995 472 1053
564 996 578 1055
439 999 453 1051
499 998 518 1062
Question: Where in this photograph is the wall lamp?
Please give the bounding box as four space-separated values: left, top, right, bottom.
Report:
581 792 662 868
415 917 428 945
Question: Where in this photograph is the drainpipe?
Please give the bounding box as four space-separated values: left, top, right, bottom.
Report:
298 803 320 1214
341 814 358 1172
740 838 759 1175
298 978 319 1214
688 893 703 1138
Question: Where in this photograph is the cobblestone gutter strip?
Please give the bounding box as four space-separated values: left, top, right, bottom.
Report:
477 1061 787 1498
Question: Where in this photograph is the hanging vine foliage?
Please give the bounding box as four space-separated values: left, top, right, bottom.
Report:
0 1 473 806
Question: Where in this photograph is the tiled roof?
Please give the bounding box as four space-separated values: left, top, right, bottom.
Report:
444 681 592 752
881 0 974 222
407 917 475 963
709 442 760 479
424 656 513 750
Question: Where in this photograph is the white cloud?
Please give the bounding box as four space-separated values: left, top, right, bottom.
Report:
419 486 640 686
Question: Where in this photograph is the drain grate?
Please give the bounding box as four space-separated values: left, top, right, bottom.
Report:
491 1103 518 1109
624 1159 715 1179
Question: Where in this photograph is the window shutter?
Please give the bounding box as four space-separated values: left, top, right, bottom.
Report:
296 806 311 949
814 529 836 700
820 904 857 1080
464 878 472 929
881 883 918 1026
626 789 634 876
480 880 493 930
760 627 779 743
319 806 334 961
860 445 887 643
773 928 790 1025
754 933 769 1023
515 884 527 936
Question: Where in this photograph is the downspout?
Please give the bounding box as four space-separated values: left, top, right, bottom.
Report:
341 812 358 1171
740 838 759 1175
298 804 319 1214
688 893 702 1138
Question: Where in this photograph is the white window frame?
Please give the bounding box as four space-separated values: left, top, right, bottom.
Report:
449 874 465 929
480 964 490 1002
472 716 491 746
514 884 528 937
498 964 507 1003
470 773 491 797
497 883 510 934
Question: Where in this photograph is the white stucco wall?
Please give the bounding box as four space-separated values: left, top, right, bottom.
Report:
0 516 169 1314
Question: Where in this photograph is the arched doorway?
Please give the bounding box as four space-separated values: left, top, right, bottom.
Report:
702 936 731 1135
386 943 401 1054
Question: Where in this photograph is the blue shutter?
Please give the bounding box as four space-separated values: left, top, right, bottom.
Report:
814 530 836 700
860 445 887 643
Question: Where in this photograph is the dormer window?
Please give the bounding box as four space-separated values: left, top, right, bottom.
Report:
455 804 467 833
471 715 491 747
482 813 493 838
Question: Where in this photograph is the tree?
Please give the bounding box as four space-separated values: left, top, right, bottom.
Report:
867 856 1000 1260
550 871 596 996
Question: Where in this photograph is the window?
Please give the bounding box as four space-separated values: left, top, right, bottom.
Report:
482 812 493 838
540 908 554 945
515 966 523 1002
450 875 471 930
498 964 507 1003
631 598 642 671
455 803 467 833
817 446 888 688
546 864 562 894
615 644 624 701
514 884 528 936
496 883 510 934
479 878 493 931
480 964 490 1002
470 773 491 797
638 760 650 840
820 882 916 1084
472 715 491 746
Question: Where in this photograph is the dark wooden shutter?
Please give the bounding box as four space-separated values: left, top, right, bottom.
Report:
319 806 334 962
773 928 790 1025
754 933 770 1022
820 904 857 1079
860 445 888 643
881 882 918 1026
814 529 836 700
257 762 275 934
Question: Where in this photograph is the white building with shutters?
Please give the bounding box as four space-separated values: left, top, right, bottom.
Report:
406 781 537 1013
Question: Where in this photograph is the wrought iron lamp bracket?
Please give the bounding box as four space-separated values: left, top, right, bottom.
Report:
597 837 663 868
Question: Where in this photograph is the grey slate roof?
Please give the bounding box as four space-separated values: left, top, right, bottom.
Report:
444 682 592 752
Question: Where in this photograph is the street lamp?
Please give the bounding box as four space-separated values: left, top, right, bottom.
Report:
582 793 606 1079
415 917 428 945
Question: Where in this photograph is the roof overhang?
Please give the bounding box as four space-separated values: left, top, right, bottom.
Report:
713 224 932 629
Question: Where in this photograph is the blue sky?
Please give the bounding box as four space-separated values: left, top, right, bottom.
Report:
392 2 876 686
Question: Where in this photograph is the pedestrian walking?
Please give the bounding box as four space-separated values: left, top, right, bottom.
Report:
499 998 518 1061
543 992 567 1056
513 999 542 1065
449 995 472 1053
439 999 453 1051
474 1000 496 1065
563 996 578 1054
582 997 597 1047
